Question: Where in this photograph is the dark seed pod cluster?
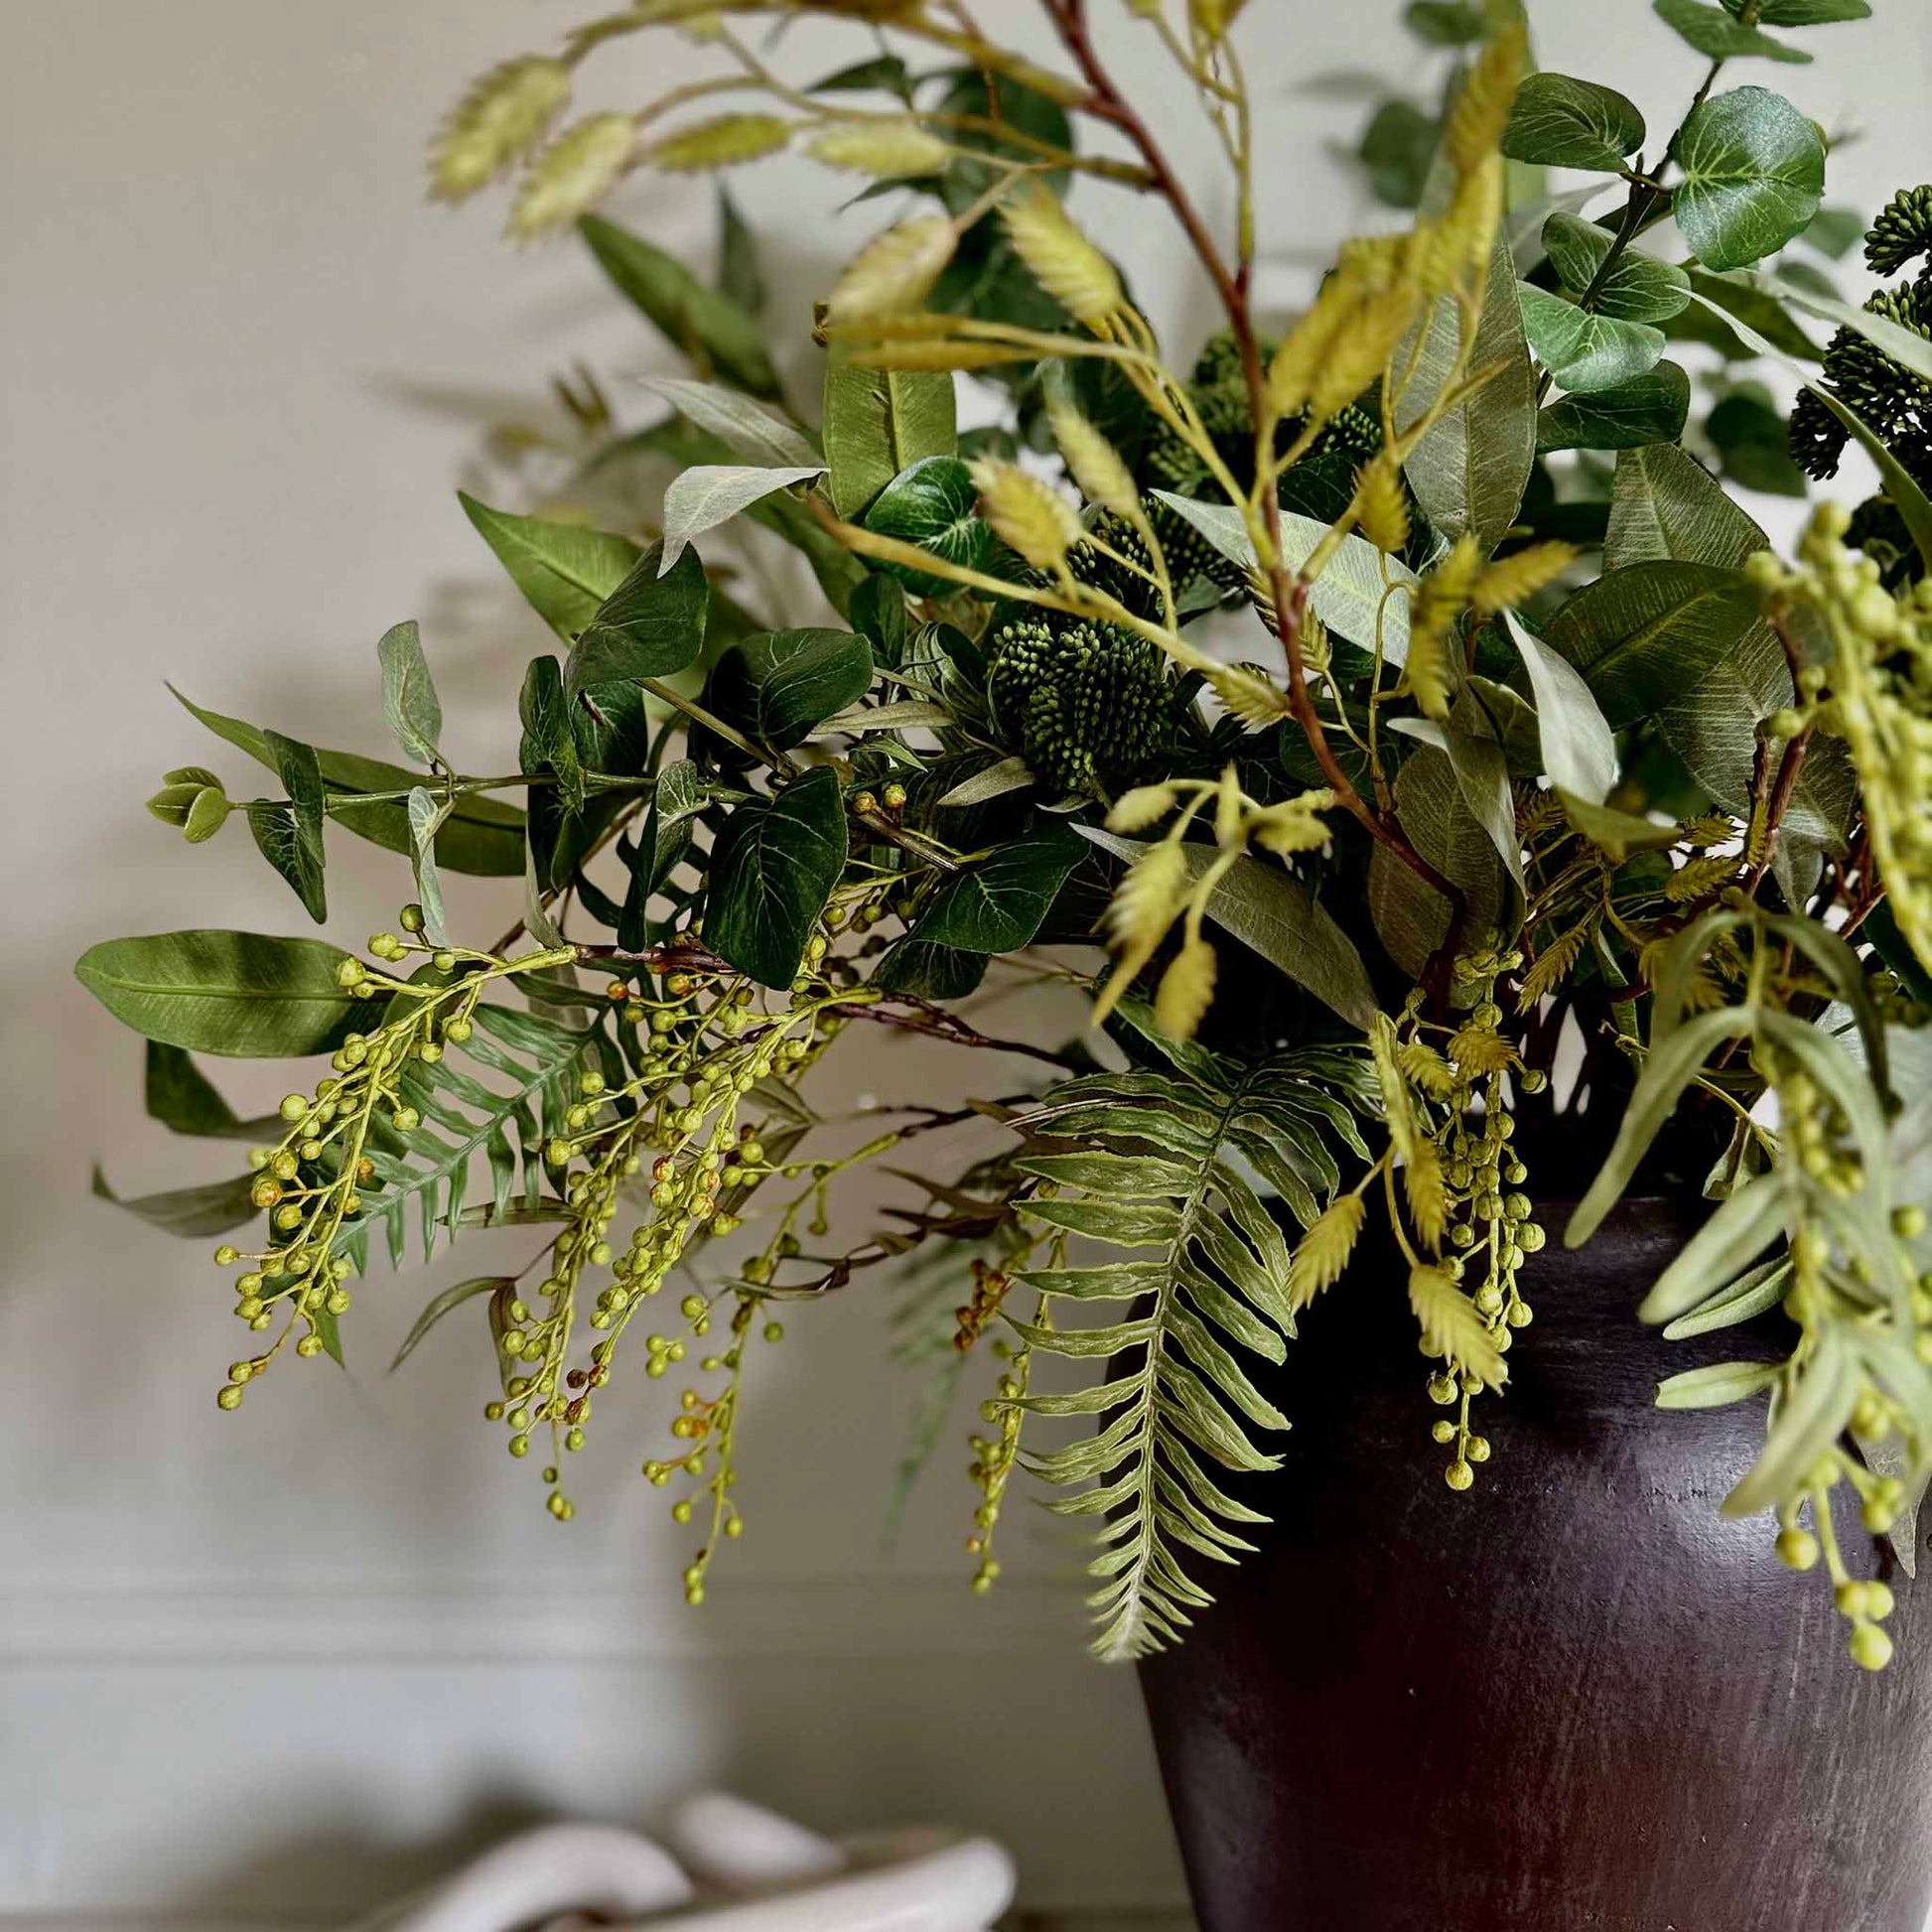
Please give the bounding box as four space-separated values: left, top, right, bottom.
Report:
986 613 1175 795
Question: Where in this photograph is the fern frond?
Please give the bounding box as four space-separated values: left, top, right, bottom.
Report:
348 1003 592 1270
1008 1047 1373 1662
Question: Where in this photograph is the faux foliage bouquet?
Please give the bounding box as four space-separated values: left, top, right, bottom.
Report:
81 0 1932 1672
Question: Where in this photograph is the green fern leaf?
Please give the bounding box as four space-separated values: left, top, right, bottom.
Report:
1010 1046 1373 1662
351 1003 593 1268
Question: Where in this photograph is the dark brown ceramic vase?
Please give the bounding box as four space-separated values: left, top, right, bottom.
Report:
1139 1197 1932 1931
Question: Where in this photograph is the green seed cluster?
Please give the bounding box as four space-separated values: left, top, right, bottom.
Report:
488 928 866 1525
986 614 1174 795
1789 187 1931 572
1864 182 1932 281
1067 496 1243 620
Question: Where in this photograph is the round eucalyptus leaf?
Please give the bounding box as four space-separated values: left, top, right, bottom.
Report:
1673 87 1826 272
1518 283 1666 394
1502 73 1646 172
862 455 993 596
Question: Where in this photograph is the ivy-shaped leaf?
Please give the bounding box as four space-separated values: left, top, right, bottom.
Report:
913 821 1087 952
862 456 993 596
706 766 850 987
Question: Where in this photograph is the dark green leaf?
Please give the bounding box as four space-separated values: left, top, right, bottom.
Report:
914 822 1085 952
579 212 780 397
822 359 957 519
1671 267 1823 360
167 688 523 878
518 654 585 815
459 492 641 643
1541 214 1692 322
1359 99 1441 207
76 930 383 1057
873 936 990 999
1388 716 1523 886
1721 0 1866 17
390 1276 514 1371
1706 390 1810 494
1082 828 1377 1032
145 1042 282 1141
862 456 993 595
706 766 850 987
705 628 874 750
1639 1172 1791 1322
1536 361 1691 452
407 787 451 947
1568 1006 1755 1245
1605 440 1765 572
248 731 327 921
377 621 442 766
1654 0 1810 61
849 572 910 666
1404 0 1485 41
1519 283 1666 393
567 543 710 689
92 1164 259 1238
621 759 705 950
1724 1327 1857 1517
1502 73 1646 171
808 53 915 100
1602 445 1851 894
1673 86 1826 272
1502 612 1619 804
1370 746 1511 974
1543 560 1764 729
716 184 765 315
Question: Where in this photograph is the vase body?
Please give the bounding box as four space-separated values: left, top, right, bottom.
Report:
1138 1197 1932 1931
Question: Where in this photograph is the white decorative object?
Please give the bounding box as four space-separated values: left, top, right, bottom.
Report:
345 1794 1016 1932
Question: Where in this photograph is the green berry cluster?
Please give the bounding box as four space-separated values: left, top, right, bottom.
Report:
211 911 573 1407
1389 952 1545 1490
986 613 1174 795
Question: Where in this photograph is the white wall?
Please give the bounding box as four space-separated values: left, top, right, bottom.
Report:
1 1 1924 1920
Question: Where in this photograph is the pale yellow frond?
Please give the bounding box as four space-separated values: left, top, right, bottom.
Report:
1154 936 1218 1040
509 114 637 238
970 459 1084 572
1250 793 1336 858
1207 663 1294 729
1353 457 1410 557
1107 783 1179 833
431 56 571 203
807 120 952 178
1287 1193 1366 1313
1445 23 1528 175
1410 1264 1508 1390
824 215 958 326
1047 399 1141 523
1404 1141 1449 1253
1471 541 1580 615
1001 183 1123 329
648 113 792 172
1107 839 1189 955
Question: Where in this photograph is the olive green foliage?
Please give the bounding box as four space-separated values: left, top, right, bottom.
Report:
76 0 1932 1676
